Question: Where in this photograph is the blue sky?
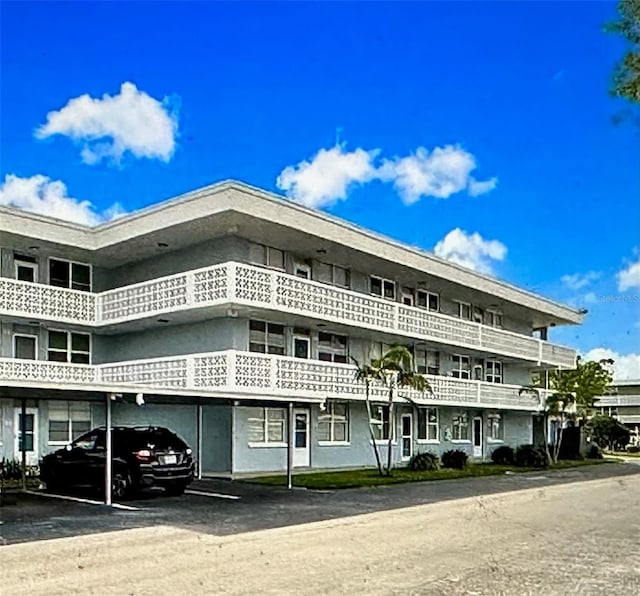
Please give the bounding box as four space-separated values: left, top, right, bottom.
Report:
1 1 639 377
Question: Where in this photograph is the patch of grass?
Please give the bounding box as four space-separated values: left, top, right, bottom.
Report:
1 478 41 491
607 451 640 458
251 459 615 490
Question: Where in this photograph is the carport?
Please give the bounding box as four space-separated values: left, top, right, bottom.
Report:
1 384 315 505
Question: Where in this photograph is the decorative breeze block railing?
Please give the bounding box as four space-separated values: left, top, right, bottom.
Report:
0 262 576 367
0 351 542 410
0 277 97 324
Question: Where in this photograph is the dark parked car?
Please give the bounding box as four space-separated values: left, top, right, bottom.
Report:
40 426 195 499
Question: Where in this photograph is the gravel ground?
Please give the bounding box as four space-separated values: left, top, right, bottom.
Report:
3 474 639 595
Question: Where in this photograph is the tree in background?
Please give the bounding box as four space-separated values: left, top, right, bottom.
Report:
607 0 640 104
521 357 614 464
587 415 631 451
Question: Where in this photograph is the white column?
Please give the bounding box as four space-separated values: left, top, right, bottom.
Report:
287 402 294 490
105 394 112 506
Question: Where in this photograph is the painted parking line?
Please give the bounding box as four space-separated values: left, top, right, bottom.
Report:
185 489 240 500
25 490 141 511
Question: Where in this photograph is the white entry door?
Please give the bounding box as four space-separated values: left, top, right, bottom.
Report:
472 416 483 458
401 413 413 461
14 407 39 466
293 409 310 467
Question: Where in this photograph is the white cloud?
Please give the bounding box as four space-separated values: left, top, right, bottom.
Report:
0 174 123 226
583 348 640 381
561 271 601 290
277 143 497 208
276 145 378 208
582 292 598 304
35 82 178 165
433 228 507 274
617 255 640 292
468 176 498 197
380 145 497 204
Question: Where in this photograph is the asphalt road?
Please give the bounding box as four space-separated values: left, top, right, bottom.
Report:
2 465 639 595
1 460 639 545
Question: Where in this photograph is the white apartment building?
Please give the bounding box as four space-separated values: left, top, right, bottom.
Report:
0 180 582 475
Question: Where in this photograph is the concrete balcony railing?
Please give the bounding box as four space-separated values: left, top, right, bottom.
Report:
0 262 577 367
0 276 98 325
597 395 640 407
0 351 542 411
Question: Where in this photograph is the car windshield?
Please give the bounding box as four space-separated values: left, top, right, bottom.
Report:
73 430 103 450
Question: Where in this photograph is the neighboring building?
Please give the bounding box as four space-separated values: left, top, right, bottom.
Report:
596 380 640 446
0 180 583 475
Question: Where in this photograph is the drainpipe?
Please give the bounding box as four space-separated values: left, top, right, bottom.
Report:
105 393 112 506
287 402 294 490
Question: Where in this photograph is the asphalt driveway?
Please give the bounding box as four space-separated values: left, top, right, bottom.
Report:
1 461 639 546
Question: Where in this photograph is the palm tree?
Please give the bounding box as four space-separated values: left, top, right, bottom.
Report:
354 345 430 476
353 359 386 475
519 375 574 465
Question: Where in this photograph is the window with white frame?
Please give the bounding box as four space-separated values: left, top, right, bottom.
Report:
415 348 440 375
293 262 311 279
451 355 471 379
485 360 503 383
318 332 348 363
472 305 484 323
401 287 414 306
416 290 439 312
248 242 285 270
249 320 285 355
49 258 91 291
370 342 393 362
371 405 392 440
48 401 91 444
485 310 503 328
456 301 471 320
13 334 37 360
370 275 396 300
318 401 349 442
452 411 470 441
14 254 38 283
487 412 504 441
247 407 286 443
47 330 90 363
417 407 439 441
315 262 349 288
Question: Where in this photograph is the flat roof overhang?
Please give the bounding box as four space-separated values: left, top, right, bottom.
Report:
0 180 584 328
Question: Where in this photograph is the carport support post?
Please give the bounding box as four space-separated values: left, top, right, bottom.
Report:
20 399 27 491
287 402 294 490
105 394 112 506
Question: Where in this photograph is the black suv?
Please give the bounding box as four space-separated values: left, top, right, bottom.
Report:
40 426 195 499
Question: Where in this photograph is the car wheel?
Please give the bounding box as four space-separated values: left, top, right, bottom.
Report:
112 470 132 500
164 482 187 496
45 476 63 494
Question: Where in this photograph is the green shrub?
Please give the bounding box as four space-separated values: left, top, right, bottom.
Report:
441 449 468 469
490 445 515 465
408 451 440 471
515 444 548 468
627 444 640 453
0 459 22 480
586 444 603 459
0 458 39 480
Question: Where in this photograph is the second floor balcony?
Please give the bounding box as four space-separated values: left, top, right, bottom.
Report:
0 350 542 411
0 262 577 368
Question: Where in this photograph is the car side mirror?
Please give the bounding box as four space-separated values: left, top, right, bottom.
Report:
66 444 72 451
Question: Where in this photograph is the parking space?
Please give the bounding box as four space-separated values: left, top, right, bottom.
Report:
2 462 640 546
